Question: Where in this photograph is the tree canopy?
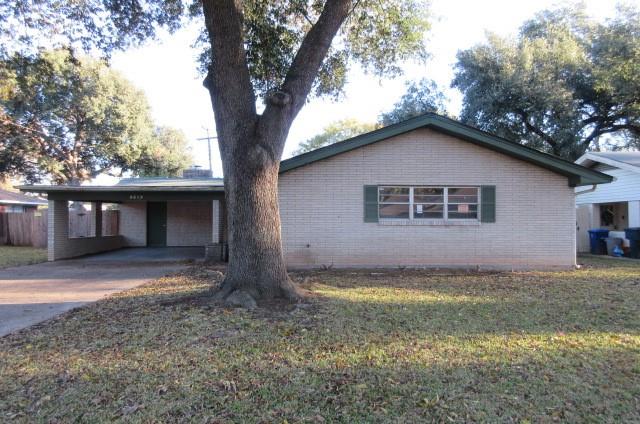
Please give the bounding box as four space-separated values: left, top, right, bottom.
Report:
378 78 449 126
2 0 430 102
295 78 447 154
0 49 191 184
452 4 640 160
293 119 377 154
136 126 192 177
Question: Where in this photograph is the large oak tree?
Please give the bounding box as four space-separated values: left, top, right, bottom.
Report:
1 1 430 306
452 4 640 160
0 49 192 184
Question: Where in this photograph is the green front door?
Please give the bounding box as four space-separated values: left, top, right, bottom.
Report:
147 202 167 247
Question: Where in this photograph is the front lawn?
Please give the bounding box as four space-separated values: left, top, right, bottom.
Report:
0 246 47 269
1 257 639 422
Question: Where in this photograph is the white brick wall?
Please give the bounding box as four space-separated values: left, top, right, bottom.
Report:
167 201 212 246
48 200 124 261
278 128 576 269
119 202 147 246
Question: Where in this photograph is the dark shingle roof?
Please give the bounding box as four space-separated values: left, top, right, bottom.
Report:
0 188 47 205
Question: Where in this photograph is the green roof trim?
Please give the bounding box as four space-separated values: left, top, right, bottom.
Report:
279 113 612 187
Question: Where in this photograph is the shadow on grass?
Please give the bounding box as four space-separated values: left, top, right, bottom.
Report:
1 264 639 422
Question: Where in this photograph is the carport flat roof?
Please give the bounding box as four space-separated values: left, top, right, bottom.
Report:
18 177 225 193
18 178 225 202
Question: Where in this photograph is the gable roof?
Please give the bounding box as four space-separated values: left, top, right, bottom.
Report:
575 152 640 174
0 188 47 205
280 113 612 187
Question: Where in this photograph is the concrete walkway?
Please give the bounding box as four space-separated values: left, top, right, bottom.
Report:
0 256 188 337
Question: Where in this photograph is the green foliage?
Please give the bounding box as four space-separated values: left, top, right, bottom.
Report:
296 78 448 155
293 119 378 155
1 1 430 102
379 78 449 126
0 0 185 59
0 49 189 184
197 0 430 99
453 4 640 159
136 127 193 177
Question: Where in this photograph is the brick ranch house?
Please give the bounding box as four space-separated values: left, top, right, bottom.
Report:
20 114 611 269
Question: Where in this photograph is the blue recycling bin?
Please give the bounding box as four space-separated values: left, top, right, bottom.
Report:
588 229 609 255
624 228 640 259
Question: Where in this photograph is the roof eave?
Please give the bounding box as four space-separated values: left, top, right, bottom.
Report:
18 185 225 193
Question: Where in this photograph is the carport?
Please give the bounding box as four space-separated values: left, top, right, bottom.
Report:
19 178 226 262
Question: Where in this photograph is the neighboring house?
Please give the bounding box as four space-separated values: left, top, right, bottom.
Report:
19 114 611 268
0 188 47 213
574 152 640 253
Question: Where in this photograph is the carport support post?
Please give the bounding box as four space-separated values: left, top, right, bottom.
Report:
93 202 102 238
48 200 69 261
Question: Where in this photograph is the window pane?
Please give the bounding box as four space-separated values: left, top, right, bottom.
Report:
447 203 478 219
414 195 444 203
448 187 478 204
379 187 410 203
414 188 444 196
414 204 444 219
379 203 410 219
414 187 444 204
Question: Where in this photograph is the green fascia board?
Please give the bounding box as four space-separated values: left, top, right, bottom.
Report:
279 113 613 187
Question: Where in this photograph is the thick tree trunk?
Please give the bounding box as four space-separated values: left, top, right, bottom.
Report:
201 0 352 307
215 139 303 307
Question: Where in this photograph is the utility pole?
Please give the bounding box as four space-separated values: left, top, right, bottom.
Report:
197 128 218 173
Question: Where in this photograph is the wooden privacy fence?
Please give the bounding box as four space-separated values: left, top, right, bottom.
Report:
0 210 119 248
0 210 48 248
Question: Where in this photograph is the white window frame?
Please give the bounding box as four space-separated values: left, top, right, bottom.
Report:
378 186 480 223
378 186 411 220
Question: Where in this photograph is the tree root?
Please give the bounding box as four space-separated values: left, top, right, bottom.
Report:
213 277 305 309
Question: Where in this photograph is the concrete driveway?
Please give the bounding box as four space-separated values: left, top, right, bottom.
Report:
0 255 188 337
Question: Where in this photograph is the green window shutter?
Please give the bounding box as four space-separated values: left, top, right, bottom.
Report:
364 185 379 223
480 185 496 223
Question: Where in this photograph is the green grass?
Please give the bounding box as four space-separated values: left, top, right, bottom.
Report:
0 246 47 268
1 257 639 422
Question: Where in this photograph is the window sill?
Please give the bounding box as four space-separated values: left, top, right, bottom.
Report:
378 219 480 226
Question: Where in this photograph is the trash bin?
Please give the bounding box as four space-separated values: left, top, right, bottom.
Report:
604 237 623 256
588 229 609 255
624 228 640 259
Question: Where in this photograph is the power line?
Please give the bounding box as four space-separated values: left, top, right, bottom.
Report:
197 128 218 172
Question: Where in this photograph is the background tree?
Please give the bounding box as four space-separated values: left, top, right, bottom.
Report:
2 0 431 306
379 78 449 125
452 4 640 160
0 49 191 184
293 119 377 155
136 127 192 177
296 78 447 155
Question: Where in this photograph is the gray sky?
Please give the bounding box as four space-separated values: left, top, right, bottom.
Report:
109 0 622 178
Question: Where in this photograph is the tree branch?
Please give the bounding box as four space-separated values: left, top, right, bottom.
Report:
267 0 352 119
201 0 256 125
515 109 558 148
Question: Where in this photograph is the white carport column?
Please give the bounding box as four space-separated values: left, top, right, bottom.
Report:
211 200 220 243
629 201 640 227
47 200 69 261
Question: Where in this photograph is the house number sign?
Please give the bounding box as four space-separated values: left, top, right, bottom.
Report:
129 194 144 200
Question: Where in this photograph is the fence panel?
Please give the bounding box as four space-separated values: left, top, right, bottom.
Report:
0 209 119 247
